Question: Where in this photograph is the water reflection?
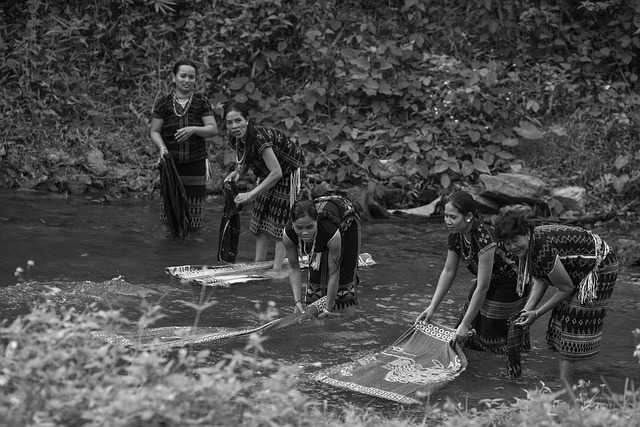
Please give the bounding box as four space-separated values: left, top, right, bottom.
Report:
0 190 638 413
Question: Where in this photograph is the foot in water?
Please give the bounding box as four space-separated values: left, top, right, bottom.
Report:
262 268 289 280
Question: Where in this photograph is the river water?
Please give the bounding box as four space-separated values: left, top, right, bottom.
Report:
0 189 638 414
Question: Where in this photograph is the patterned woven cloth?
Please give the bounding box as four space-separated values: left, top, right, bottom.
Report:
91 297 328 351
164 253 376 287
315 320 467 404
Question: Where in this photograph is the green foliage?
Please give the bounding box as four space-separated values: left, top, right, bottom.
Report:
0 303 638 426
1 0 639 208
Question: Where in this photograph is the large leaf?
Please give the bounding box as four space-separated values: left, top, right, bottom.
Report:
513 121 545 140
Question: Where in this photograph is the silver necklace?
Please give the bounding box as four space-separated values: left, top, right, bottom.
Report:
173 92 193 117
236 139 247 167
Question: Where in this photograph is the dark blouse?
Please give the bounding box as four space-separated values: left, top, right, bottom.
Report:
153 92 214 163
448 220 518 281
529 225 599 285
284 198 348 255
229 125 305 178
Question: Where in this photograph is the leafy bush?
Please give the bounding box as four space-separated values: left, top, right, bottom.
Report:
1 0 639 209
0 302 638 426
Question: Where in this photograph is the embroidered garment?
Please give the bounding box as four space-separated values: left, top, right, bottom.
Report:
159 159 207 230
316 321 467 404
229 125 306 240
529 225 618 361
449 221 528 353
154 92 214 230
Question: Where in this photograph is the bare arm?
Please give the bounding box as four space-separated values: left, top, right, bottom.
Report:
149 118 168 159
517 256 574 326
415 250 460 323
320 230 342 315
235 147 283 205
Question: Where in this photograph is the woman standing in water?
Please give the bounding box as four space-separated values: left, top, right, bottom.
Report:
224 102 306 270
283 196 361 317
494 209 618 380
149 59 218 234
416 191 529 352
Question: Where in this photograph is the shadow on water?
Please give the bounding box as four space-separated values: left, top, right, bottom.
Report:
0 189 638 415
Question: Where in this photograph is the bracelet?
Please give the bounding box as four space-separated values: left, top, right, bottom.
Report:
294 299 303 306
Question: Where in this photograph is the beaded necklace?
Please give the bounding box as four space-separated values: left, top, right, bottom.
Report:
299 233 321 270
515 232 533 297
236 139 247 167
172 92 193 118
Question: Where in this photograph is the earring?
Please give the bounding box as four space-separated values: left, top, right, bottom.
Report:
466 219 471 222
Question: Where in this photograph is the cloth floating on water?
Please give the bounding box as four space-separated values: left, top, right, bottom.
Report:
315 320 467 405
92 297 328 351
165 253 376 287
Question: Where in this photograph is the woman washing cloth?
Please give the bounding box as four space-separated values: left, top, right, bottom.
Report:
415 191 529 352
494 209 618 381
283 196 361 317
224 102 306 270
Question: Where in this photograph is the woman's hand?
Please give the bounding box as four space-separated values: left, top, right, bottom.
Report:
415 306 435 325
293 301 306 314
234 191 254 205
174 126 195 143
317 307 340 318
454 323 473 346
157 147 168 164
515 310 538 327
224 170 239 183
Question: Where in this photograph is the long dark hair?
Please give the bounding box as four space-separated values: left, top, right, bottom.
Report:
494 209 535 241
446 191 480 221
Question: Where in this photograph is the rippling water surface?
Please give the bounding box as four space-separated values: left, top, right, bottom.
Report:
1 190 638 415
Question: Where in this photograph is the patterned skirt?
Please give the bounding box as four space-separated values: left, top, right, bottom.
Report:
305 219 361 310
160 159 206 230
249 168 304 239
546 250 618 361
458 277 529 353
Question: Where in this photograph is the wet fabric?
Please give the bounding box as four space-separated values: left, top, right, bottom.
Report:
159 155 191 238
91 297 328 351
316 320 467 405
218 180 242 263
506 313 529 380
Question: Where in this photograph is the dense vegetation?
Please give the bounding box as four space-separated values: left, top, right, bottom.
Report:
0 300 638 426
1 2 640 423
1 0 639 212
